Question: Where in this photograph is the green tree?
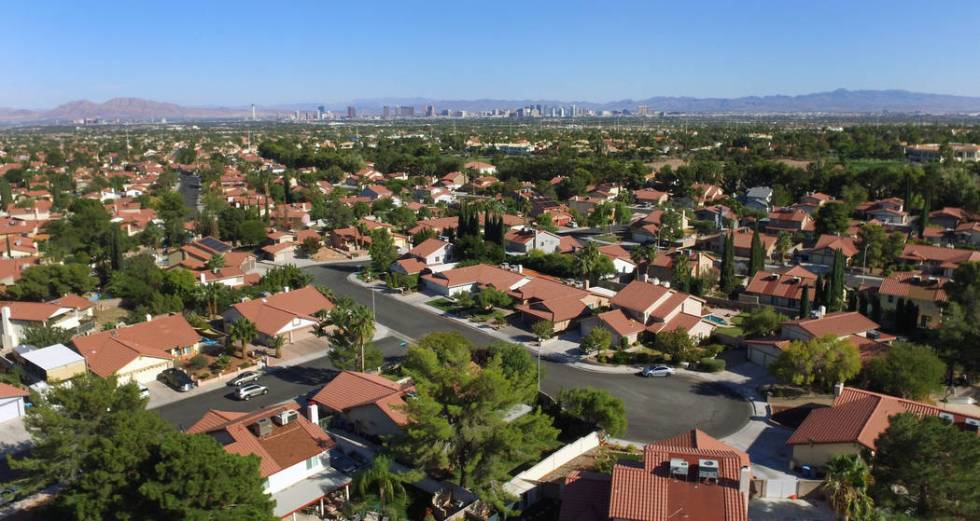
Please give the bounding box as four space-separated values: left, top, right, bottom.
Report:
719 231 736 295
300 235 321 257
775 231 793 263
769 334 861 391
871 414 980 519
866 341 946 400
573 241 605 289
741 306 787 339
749 230 765 276
558 387 628 436
7 263 97 301
354 455 422 518
581 326 613 354
205 253 226 271
229 318 257 360
532 319 554 341
654 329 697 363
476 287 512 311
629 243 657 281
671 252 692 292
268 334 285 359
369 228 398 274
22 324 74 347
326 300 380 372
256 264 313 293
827 248 845 312
799 284 811 319
823 454 875 521
816 201 851 236
156 191 190 247
397 332 559 493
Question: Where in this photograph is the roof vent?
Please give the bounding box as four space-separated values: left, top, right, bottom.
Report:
698 459 719 482
669 458 689 479
273 409 298 426
251 418 273 438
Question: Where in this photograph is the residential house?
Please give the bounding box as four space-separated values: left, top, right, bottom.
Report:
441 171 467 189
798 234 858 268
929 207 975 230
687 183 726 207
505 228 562 255
558 429 750 521
740 186 773 212
694 205 737 231
863 198 909 227
598 244 636 275
765 207 815 236
71 314 201 384
0 383 28 423
705 228 777 259
787 386 980 468
261 241 298 263
876 272 947 329
633 188 669 207
178 237 258 287
740 266 818 316
360 184 394 202
0 257 39 286
0 296 94 350
797 192 833 215
647 250 715 284
224 286 333 345
187 402 350 519
512 277 593 333
421 263 528 297
899 244 980 276
310 371 415 439
464 161 497 175
13 343 87 383
391 238 452 275
954 221 980 246
745 311 890 368
631 209 690 244
584 280 713 343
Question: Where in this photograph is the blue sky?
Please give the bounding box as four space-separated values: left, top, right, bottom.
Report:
2 0 979 108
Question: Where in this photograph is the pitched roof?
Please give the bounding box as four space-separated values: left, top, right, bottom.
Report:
231 286 333 337
0 382 29 399
744 267 817 301
610 280 672 314
558 471 612 521
421 263 526 290
783 311 879 338
877 272 948 303
310 371 414 426
0 300 68 322
811 234 859 257
408 238 448 259
72 314 198 377
597 309 646 337
787 387 980 449
187 402 337 478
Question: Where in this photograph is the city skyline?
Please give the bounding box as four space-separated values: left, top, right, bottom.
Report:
3 0 980 108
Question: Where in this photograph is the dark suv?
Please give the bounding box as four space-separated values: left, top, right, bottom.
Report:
158 368 195 392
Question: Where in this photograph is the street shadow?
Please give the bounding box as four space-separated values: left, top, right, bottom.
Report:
269 365 339 387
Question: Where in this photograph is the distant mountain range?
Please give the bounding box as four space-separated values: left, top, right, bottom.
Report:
3 89 980 123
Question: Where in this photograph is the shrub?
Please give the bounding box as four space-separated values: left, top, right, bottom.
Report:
698 358 726 373
210 354 231 373
186 354 208 371
700 343 724 359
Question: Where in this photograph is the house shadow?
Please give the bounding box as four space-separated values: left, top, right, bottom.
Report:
689 381 744 401
269 365 339 387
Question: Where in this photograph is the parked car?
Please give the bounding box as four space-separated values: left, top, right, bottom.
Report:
236 384 268 401
137 383 150 399
329 449 359 474
228 371 260 387
642 365 675 377
157 368 195 392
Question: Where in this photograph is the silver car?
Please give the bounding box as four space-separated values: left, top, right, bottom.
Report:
642 365 676 377
236 384 269 401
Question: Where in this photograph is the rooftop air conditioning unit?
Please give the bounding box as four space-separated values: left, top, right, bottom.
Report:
698 459 719 482
867 330 881 340
273 409 299 426
251 418 273 438
669 458 689 479
938 412 955 423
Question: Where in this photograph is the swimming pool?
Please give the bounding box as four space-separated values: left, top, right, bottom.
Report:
704 315 728 326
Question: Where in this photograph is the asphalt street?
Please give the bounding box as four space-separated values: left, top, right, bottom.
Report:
155 262 750 442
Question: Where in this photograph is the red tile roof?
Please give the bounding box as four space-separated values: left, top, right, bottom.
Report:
72 314 198 377
597 309 646 337
231 286 333 337
0 382 29 399
408 238 448 259
310 371 414 426
787 387 980 449
784 311 879 338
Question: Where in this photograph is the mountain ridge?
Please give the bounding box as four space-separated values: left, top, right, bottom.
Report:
3 89 980 123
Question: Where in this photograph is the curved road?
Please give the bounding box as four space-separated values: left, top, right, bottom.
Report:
301 263 750 443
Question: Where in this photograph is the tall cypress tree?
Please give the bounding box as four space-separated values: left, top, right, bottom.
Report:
719 231 736 295
799 284 811 319
828 248 845 312
814 273 825 307
749 231 765 276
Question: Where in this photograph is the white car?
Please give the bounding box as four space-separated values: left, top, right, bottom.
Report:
642 365 675 377
237 384 269 401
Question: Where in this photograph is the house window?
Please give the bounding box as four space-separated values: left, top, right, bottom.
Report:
887 296 894 304
306 456 320 470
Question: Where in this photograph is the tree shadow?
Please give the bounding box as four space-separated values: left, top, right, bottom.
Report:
268 365 339 387
689 381 745 400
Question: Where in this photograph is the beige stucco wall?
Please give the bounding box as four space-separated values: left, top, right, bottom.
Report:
45 360 87 382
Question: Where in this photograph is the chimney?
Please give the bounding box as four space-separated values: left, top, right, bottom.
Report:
283 286 289 293
199 273 206 283
739 466 752 503
640 272 648 282
145 314 152 323
833 382 845 397
307 403 319 425
516 264 523 274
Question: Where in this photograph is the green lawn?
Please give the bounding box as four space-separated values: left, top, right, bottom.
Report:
714 312 746 337
426 298 456 312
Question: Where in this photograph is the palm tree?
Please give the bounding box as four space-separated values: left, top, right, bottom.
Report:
268 334 285 359
355 455 421 517
229 318 258 361
630 243 657 281
823 454 875 521
330 302 376 371
205 253 226 271
574 241 603 289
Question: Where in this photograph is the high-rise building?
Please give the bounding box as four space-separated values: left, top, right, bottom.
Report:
382 106 392 119
398 106 415 117
347 106 357 119
251 104 256 121
425 104 436 117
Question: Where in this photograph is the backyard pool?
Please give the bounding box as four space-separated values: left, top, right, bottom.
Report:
704 314 728 326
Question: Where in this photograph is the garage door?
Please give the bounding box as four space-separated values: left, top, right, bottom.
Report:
0 398 23 423
749 347 772 367
121 361 173 384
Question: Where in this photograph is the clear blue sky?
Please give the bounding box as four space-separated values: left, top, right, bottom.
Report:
2 0 979 108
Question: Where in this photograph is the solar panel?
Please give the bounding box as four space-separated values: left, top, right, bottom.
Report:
199 237 231 253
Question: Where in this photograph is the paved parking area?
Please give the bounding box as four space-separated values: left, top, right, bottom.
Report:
749 498 834 521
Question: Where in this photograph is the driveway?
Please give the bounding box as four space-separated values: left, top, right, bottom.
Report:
300 262 751 442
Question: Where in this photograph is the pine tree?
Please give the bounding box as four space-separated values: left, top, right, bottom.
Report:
749 231 765 276
799 284 811 319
